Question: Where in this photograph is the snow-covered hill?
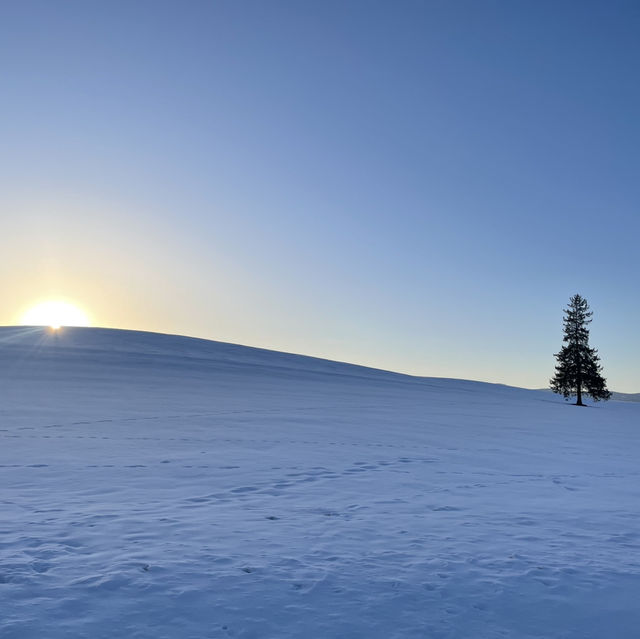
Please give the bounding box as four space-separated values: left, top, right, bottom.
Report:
610 391 640 403
2 326 639 638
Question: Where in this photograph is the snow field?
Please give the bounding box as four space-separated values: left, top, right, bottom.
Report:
1 327 639 638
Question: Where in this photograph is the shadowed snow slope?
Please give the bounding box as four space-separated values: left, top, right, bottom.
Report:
1 326 639 639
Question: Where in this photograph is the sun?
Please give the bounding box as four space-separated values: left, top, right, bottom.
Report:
21 301 91 330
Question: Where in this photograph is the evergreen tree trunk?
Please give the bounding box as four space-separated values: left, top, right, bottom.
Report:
576 357 584 406
576 384 583 406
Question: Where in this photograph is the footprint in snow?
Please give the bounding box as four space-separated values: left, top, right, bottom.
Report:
230 486 259 493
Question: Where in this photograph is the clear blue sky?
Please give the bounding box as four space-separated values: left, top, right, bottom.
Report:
2 0 639 391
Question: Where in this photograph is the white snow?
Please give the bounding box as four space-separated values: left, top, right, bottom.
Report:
1 326 639 638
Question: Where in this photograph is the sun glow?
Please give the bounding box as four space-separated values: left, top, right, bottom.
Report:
21 301 91 330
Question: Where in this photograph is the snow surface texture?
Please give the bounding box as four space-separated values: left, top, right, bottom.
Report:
1 326 639 639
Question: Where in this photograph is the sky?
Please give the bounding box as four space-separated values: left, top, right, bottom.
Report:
1 0 639 391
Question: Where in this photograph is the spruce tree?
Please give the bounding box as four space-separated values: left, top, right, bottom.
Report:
550 294 611 406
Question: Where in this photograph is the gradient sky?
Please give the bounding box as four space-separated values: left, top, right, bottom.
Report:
2 0 639 391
